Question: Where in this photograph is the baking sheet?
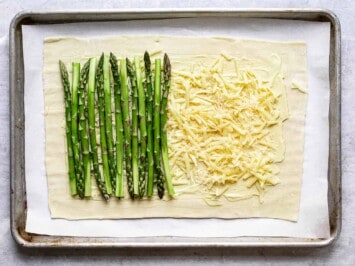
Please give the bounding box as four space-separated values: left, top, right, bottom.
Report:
23 17 330 238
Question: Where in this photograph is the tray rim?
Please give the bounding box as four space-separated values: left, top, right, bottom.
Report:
9 8 341 249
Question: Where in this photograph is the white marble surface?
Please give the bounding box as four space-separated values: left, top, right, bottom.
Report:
0 0 353 265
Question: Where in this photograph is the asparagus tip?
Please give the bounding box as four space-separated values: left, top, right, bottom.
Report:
99 53 104 63
164 53 171 77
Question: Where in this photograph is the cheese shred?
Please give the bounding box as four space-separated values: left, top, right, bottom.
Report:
168 55 287 202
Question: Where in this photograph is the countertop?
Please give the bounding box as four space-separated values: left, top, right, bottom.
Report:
0 0 354 265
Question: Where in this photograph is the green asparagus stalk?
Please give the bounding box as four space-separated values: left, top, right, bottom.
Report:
71 62 85 198
78 60 91 197
135 56 147 198
96 54 112 195
154 59 164 199
110 53 124 198
127 58 139 197
161 54 175 196
59 61 77 196
88 57 109 200
144 52 154 197
103 55 117 193
120 59 134 198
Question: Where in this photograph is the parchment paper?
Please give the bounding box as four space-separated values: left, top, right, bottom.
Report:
23 17 330 238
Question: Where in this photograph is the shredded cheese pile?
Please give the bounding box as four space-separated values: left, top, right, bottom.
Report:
167 56 288 202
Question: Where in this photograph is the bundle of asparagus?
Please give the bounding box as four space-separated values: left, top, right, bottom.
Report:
59 52 175 200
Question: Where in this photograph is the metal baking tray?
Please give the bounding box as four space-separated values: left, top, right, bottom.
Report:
9 9 341 248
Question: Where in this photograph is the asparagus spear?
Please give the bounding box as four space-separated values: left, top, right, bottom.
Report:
144 52 155 197
59 61 77 196
161 54 175 196
110 53 124 198
127 58 139 197
135 56 147 198
78 60 91 197
96 54 112 195
71 62 85 198
120 59 134 198
103 55 117 193
88 57 109 200
154 58 164 198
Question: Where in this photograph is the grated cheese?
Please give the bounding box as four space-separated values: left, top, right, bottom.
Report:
291 80 307 94
167 55 288 202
